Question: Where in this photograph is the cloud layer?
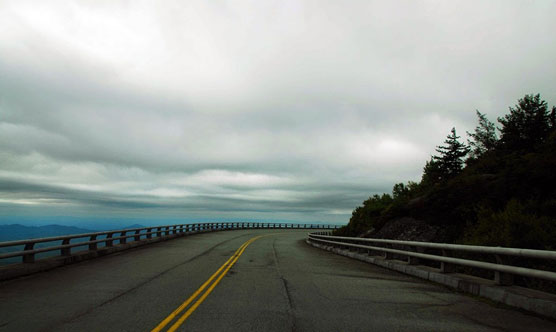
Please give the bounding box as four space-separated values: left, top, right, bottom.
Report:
1 1 555 224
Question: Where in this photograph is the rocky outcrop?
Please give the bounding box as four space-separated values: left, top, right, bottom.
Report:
361 217 449 243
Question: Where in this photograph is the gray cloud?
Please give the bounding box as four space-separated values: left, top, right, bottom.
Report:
1 1 555 225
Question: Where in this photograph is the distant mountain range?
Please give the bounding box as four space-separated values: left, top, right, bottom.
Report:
0 224 145 242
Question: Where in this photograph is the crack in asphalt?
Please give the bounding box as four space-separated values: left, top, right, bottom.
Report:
271 238 297 332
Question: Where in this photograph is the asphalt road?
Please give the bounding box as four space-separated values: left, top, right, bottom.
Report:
1 229 555 331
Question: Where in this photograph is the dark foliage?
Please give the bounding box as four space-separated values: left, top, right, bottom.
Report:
433 127 470 179
467 110 497 159
498 94 552 151
337 94 556 250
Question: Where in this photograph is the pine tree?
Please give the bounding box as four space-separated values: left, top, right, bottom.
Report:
421 157 443 187
433 127 469 178
467 111 498 159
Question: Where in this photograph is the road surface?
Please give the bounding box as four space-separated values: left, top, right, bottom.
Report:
1 229 555 331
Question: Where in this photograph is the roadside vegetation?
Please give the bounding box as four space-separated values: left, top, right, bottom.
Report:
336 94 556 250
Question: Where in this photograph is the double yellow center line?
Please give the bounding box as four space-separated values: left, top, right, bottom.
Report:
151 235 264 332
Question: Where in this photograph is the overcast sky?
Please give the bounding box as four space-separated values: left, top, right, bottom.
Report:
1 0 555 226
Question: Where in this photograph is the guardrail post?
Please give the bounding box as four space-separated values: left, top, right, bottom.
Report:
61 238 71 256
134 230 141 241
120 231 127 244
106 233 114 247
89 235 98 250
146 228 152 239
157 227 162 237
407 246 419 265
384 244 393 260
23 242 35 263
357 241 366 253
440 250 456 273
494 255 514 286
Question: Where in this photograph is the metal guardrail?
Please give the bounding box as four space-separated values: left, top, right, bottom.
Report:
0 222 338 265
308 232 556 285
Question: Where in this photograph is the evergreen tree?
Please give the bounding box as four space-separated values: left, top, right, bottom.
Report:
498 94 550 150
433 127 469 178
467 111 497 159
392 183 410 200
421 157 443 187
